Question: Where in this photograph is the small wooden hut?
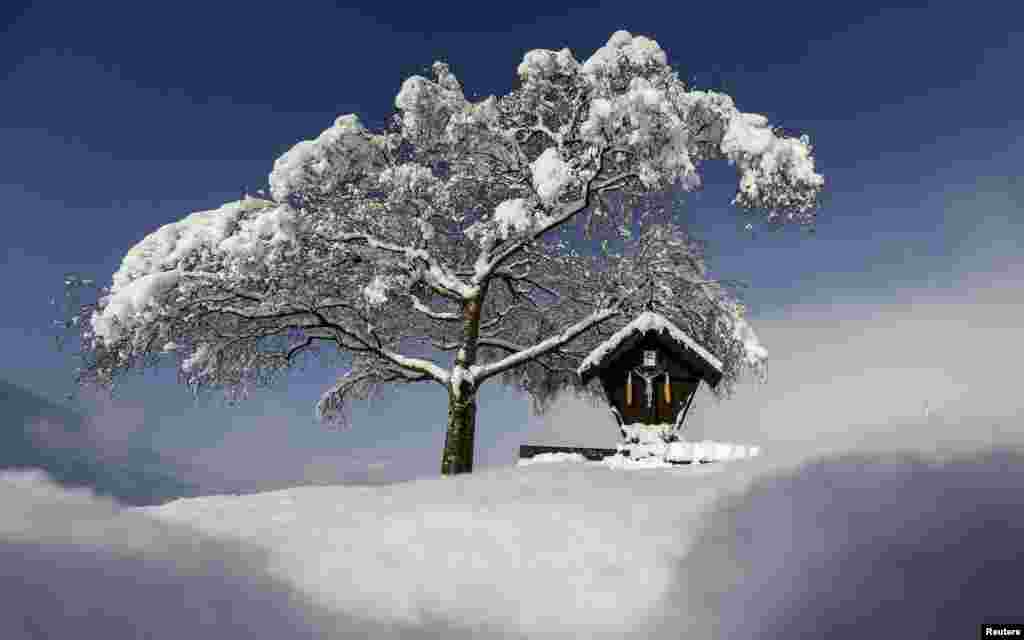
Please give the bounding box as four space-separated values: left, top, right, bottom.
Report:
577 310 723 432
518 309 723 461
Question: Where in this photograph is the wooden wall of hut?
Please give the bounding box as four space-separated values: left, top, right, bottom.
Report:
598 337 702 426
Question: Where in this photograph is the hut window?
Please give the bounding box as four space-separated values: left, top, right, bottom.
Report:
643 350 657 368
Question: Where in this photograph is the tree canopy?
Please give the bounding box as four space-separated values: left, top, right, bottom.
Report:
57 31 824 471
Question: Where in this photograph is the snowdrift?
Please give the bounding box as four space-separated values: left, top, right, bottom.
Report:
3 438 1023 639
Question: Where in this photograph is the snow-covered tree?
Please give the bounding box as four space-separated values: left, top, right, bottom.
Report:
56 31 824 474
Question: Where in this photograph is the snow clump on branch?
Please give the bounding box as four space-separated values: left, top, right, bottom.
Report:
90 197 298 344
721 112 824 218
732 316 768 379
378 163 437 193
516 48 579 83
269 114 386 202
580 30 668 79
465 199 555 247
518 30 823 213
531 148 573 203
362 274 399 307
394 62 467 140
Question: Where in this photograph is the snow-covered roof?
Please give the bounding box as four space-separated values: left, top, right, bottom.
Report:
577 311 722 384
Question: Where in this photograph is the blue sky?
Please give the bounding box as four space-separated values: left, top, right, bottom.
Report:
2 1 1021 501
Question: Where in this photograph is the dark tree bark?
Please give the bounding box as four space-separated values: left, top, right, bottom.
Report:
440 282 488 474
441 382 477 474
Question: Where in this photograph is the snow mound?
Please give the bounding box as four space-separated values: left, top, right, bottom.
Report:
603 439 761 468
516 433 762 469
141 459 748 637
664 441 761 463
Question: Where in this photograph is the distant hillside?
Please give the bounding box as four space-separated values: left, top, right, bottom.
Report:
0 379 198 505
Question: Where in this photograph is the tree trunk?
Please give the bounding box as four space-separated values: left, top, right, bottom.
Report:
439 281 488 475
441 381 477 474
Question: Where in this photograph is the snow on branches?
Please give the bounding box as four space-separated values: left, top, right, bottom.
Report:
75 30 824 429
269 114 388 204
520 30 823 216
91 197 301 344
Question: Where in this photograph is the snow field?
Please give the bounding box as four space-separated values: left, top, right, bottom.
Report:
141 460 749 636
7 442 1024 639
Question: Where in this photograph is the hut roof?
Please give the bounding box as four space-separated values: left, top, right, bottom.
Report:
577 311 723 387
